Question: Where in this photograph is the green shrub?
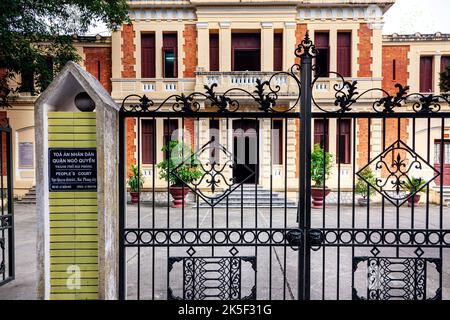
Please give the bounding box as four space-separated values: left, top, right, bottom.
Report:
355 167 377 198
157 140 203 187
127 165 144 192
311 143 333 187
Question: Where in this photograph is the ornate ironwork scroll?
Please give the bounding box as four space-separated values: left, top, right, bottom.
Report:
168 254 257 300
352 256 442 300
170 138 255 207
356 139 440 207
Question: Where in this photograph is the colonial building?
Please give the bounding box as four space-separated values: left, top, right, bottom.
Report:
2 0 450 201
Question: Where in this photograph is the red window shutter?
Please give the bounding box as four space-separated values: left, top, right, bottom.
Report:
337 119 351 164
441 56 450 72
231 33 260 49
209 34 219 71
163 119 179 144
142 119 155 164
141 34 155 78
314 119 329 152
337 32 351 77
274 33 283 71
314 32 330 76
420 56 433 92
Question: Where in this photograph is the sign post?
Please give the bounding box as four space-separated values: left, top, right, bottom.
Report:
35 62 119 300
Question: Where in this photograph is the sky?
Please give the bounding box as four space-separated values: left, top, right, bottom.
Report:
383 0 450 34
87 0 450 36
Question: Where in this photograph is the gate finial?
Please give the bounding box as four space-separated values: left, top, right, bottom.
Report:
295 30 318 59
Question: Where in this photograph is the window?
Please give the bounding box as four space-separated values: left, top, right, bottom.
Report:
274 32 283 71
314 32 329 77
142 33 156 78
163 119 179 158
232 33 261 71
441 56 450 72
337 32 351 77
314 119 329 151
18 142 33 168
19 69 34 92
434 141 450 164
209 33 219 71
336 119 351 164
141 119 155 164
209 119 220 161
272 120 283 165
420 56 433 92
392 59 397 80
163 33 177 78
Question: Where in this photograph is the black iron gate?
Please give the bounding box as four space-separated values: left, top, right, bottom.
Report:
0 118 14 287
119 33 450 300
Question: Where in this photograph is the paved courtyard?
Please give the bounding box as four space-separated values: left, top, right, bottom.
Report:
1 202 449 300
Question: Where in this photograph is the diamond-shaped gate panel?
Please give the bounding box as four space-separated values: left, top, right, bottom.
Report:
171 138 255 207
356 139 440 207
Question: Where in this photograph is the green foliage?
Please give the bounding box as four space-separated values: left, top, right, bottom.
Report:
127 165 144 192
157 140 203 187
401 176 426 194
355 167 377 198
0 0 130 95
440 65 450 94
311 143 332 187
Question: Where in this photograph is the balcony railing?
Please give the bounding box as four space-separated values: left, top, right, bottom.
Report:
195 71 298 97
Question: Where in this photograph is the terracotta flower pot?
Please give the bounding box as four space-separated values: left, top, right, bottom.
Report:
311 187 331 209
407 194 421 207
358 197 368 207
130 191 139 204
169 186 190 208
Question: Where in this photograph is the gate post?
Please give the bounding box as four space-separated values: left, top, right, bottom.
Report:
35 62 119 300
297 32 316 300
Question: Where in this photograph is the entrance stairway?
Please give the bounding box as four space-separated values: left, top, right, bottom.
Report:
432 186 450 206
199 184 297 208
17 186 36 204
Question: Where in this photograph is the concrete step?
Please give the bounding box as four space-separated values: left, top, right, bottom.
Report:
17 186 36 204
199 185 297 208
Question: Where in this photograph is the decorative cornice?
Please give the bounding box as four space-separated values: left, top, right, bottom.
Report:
219 21 231 29
196 22 208 29
298 6 384 22
284 21 296 29
129 8 196 21
383 32 450 42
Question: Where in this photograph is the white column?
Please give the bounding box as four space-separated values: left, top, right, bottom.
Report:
155 31 163 78
434 54 442 93
261 22 274 72
284 22 296 70
219 22 231 71
197 22 209 71
330 27 337 78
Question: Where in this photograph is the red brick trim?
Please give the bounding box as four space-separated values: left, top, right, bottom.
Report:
83 47 112 94
357 23 373 78
121 24 136 78
183 24 198 78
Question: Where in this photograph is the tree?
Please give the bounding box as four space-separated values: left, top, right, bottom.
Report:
0 0 129 102
440 65 450 94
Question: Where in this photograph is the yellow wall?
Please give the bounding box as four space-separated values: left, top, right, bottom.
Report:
47 112 98 300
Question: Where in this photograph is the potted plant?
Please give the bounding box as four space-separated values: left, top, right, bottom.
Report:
157 140 202 208
355 167 377 206
402 176 426 207
127 164 144 204
311 143 333 209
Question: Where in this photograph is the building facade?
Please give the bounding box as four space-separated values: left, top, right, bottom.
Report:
3 0 450 200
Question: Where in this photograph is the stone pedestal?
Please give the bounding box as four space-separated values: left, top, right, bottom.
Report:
35 62 119 300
